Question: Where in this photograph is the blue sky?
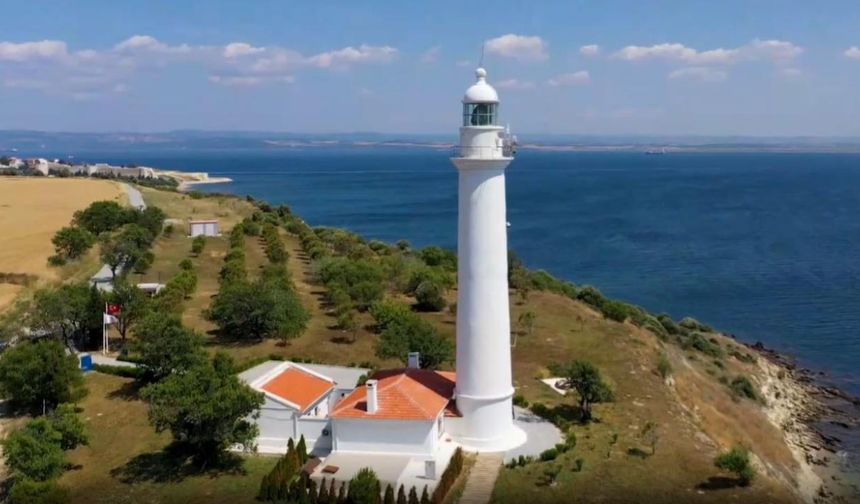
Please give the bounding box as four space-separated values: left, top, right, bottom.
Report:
1 0 860 136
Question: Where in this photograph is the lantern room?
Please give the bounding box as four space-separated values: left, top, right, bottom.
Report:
462 68 499 127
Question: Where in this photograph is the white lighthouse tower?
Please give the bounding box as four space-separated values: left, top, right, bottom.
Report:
450 68 525 451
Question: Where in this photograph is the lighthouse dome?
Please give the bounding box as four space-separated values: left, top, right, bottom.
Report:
463 67 499 103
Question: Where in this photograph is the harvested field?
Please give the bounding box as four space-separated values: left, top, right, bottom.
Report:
0 177 124 309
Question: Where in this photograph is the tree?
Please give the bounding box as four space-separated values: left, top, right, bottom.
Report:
119 223 155 250
413 280 446 312
549 360 614 422
347 467 381 504
135 206 166 237
26 283 96 349
133 313 206 382
714 446 756 486
296 435 308 464
408 487 419 504
375 315 453 370
100 234 142 279
337 309 360 343
3 418 66 481
514 311 536 346
207 276 309 342
191 235 206 256
49 403 89 450
141 353 263 464
418 246 457 272
51 226 95 260
0 339 86 413
73 200 129 235
419 486 430 504
396 486 407 504
110 280 149 348
383 485 395 504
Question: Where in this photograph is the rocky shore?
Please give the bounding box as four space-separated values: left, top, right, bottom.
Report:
748 340 860 503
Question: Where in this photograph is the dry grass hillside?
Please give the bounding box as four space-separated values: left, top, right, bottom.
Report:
0 177 124 310
0 181 821 503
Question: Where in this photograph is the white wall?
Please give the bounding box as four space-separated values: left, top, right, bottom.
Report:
332 417 438 456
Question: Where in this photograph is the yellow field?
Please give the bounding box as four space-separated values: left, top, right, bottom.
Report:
0 177 124 309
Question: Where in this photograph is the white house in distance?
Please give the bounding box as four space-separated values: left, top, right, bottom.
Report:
188 219 220 237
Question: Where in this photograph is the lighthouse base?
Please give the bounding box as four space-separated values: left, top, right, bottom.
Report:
447 390 528 452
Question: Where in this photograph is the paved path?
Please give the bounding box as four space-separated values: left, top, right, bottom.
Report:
123 183 146 210
90 353 138 368
459 453 503 504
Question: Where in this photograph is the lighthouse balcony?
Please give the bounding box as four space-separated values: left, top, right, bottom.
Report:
451 145 515 159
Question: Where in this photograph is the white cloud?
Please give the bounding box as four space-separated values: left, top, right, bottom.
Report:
306 44 397 68
612 39 801 66
0 35 397 99
547 71 590 86
495 78 536 90
223 42 264 58
209 75 294 87
0 40 67 61
579 44 600 57
845 46 860 59
420 45 440 63
485 34 548 61
668 66 727 82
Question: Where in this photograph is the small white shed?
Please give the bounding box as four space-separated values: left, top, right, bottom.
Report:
188 219 220 237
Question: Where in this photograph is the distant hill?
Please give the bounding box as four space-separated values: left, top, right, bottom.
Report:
2 130 860 154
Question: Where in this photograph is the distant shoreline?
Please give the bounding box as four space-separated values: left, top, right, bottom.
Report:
174 177 233 192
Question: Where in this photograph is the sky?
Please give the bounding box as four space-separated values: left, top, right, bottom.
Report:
1 0 860 136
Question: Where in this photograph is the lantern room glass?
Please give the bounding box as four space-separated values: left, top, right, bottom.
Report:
463 103 497 126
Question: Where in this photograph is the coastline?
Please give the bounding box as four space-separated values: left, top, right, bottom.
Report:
150 168 232 192
749 340 860 502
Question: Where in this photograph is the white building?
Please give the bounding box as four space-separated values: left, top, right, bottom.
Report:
329 367 457 457
448 68 525 452
239 361 367 454
188 219 220 237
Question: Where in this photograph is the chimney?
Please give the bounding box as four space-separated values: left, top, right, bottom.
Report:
407 352 420 369
366 379 379 414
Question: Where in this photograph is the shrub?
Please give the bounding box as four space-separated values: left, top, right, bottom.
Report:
92 363 145 379
414 280 447 312
9 480 69 504
539 448 559 461
369 300 413 332
656 352 672 379
3 419 66 481
46 255 66 267
512 394 529 408
600 300 629 322
191 235 206 255
729 375 759 401
432 447 464 503
375 314 453 369
574 458 585 472
347 468 381 504
679 316 713 333
714 446 755 486
163 224 174 237
48 403 88 450
178 258 193 271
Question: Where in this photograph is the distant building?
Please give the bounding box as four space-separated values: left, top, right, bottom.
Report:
188 219 220 237
25 158 49 175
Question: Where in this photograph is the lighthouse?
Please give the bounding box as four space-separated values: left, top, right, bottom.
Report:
451 68 526 451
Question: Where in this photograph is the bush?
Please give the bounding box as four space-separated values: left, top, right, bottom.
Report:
163 224 174 237
48 403 88 450
178 258 193 271
375 314 453 369
656 352 672 379
679 317 713 333
539 448 558 461
432 447 464 503
92 363 145 379
714 446 755 486
3 419 66 481
347 468 381 504
729 375 759 401
573 458 585 472
414 280 446 312
46 255 66 267
191 235 206 255
600 300 629 322
369 300 413 332
9 480 69 504
512 394 529 408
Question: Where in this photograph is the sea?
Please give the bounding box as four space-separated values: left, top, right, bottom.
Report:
56 147 860 400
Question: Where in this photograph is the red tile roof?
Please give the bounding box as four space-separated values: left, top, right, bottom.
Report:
330 368 458 421
260 366 333 413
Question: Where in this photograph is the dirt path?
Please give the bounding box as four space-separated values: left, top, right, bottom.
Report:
458 453 503 504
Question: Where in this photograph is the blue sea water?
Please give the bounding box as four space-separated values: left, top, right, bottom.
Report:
61 147 860 397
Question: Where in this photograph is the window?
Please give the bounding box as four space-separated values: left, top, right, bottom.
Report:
462 103 497 126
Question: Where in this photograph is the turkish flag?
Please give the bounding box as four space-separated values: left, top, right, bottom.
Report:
106 303 121 315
